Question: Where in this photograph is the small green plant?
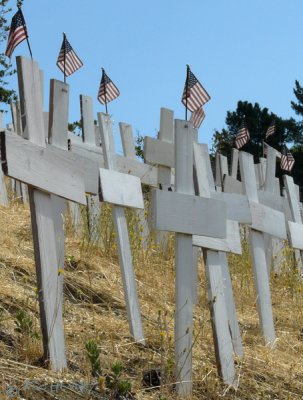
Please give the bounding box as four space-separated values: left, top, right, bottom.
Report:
85 339 102 377
14 310 39 339
106 362 132 397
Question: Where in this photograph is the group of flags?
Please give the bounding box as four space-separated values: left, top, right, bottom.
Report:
5 7 295 173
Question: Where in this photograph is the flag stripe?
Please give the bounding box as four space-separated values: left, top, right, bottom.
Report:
181 68 211 112
235 124 250 149
5 9 28 58
56 36 83 77
190 107 205 129
97 71 120 105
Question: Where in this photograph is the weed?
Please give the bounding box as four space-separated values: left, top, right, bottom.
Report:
85 339 102 377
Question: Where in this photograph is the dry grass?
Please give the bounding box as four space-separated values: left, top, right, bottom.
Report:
0 194 303 399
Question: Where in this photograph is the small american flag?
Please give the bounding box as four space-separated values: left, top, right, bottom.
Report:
5 8 28 58
182 66 210 112
280 146 295 172
235 122 250 149
97 68 120 104
265 119 276 139
190 107 205 129
56 34 83 77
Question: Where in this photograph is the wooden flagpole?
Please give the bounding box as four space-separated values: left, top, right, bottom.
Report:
18 5 33 59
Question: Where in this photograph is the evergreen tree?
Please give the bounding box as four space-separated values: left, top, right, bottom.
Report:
0 0 17 108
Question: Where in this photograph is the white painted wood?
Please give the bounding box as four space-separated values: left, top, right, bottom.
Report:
288 221 303 249
144 136 174 168
223 175 243 194
249 201 287 239
1 132 86 205
115 154 158 186
80 94 101 243
174 120 194 396
230 148 239 178
211 191 251 224
100 168 144 209
220 252 243 357
16 56 67 370
204 249 236 383
158 108 174 190
284 175 302 224
119 122 150 249
193 220 241 254
151 189 226 237
98 112 144 344
194 142 242 364
80 95 97 146
239 151 276 345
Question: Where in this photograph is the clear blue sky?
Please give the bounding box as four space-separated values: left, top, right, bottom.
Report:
2 0 303 153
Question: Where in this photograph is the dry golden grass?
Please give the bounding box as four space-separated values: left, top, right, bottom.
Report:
0 195 303 399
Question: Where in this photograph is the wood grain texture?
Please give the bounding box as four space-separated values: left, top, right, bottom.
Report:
144 136 174 168
1 132 86 205
249 201 287 239
151 189 226 237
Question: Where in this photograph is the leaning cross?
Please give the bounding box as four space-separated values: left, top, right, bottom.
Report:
239 151 287 345
1 57 98 370
151 120 226 396
98 112 145 343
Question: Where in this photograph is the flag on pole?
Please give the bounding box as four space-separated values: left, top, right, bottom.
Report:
280 146 295 172
190 107 205 129
235 122 250 149
97 68 120 105
265 119 276 139
262 141 268 157
5 8 28 58
182 66 211 112
56 34 83 77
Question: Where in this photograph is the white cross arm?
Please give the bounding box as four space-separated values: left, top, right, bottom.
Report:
258 190 292 222
69 138 105 167
211 191 252 224
249 201 287 239
193 220 242 254
223 175 243 195
150 189 227 237
99 168 144 209
115 154 158 187
46 144 99 194
288 221 303 250
1 131 87 205
144 136 174 168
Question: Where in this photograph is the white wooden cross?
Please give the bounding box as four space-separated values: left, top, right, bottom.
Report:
150 120 226 396
1 57 99 370
98 112 145 343
192 143 241 385
239 151 287 345
119 122 150 249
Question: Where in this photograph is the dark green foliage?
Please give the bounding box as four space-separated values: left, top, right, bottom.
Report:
85 339 102 377
135 133 144 160
0 0 17 109
212 101 301 163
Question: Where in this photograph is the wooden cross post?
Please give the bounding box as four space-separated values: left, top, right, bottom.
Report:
80 95 102 243
1 57 98 370
193 143 244 363
283 174 303 273
98 112 145 343
239 151 287 345
119 122 150 249
151 120 226 396
230 148 239 179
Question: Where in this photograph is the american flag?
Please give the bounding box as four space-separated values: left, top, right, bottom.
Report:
262 141 268 157
5 8 28 58
182 66 210 112
265 119 276 139
56 34 83 77
97 68 120 104
280 146 295 172
190 107 205 129
235 122 250 149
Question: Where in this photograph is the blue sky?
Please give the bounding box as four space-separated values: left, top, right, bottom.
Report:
2 0 303 153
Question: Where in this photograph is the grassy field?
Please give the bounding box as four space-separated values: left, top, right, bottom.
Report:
1 193 303 399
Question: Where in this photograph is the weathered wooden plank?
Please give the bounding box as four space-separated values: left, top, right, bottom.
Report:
193 220 241 254
158 108 174 190
288 221 303 249
1 132 86 205
17 56 66 370
115 154 158 186
151 189 226 237
144 136 174 168
80 95 97 146
223 175 243 195
49 80 69 150
204 249 236 384
211 191 251 223
230 148 239 178
249 201 287 239
98 112 144 344
100 168 144 209
239 151 276 345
